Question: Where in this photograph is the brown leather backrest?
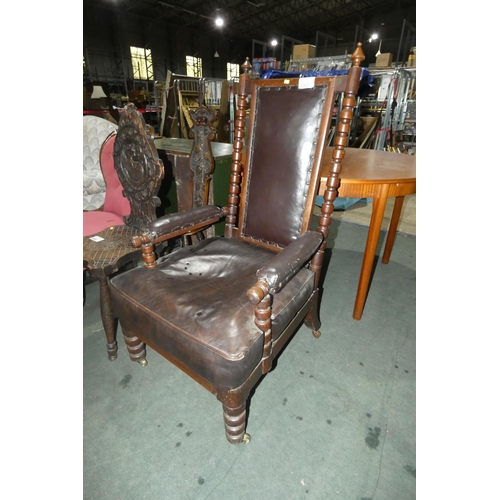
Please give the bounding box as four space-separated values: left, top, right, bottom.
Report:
238 77 344 249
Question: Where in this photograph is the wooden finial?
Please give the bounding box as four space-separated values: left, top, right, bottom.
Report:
241 57 252 74
351 42 365 67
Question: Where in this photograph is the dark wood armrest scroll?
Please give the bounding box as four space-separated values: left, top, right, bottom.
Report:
246 232 323 375
131 205 228 268
246 231 324 304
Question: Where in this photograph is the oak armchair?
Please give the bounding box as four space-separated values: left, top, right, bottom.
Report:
109 45 365 443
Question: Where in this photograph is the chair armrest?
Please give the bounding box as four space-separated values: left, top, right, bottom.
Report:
132 205 227 248
246 231 323 304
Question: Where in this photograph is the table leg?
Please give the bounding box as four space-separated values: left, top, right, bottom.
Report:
382 195 404 265
353 183 389 320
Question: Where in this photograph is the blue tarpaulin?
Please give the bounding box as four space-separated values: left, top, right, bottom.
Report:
315 196 373 211
260 67 375 97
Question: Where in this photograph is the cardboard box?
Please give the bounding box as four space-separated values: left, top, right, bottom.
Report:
376 53 393 67
292 44 316 60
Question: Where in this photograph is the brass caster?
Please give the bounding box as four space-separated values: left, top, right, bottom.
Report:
138 358 148 367
312 330 321 338
241 433 251 444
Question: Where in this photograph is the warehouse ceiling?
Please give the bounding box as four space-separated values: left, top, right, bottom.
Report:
84 0 415 46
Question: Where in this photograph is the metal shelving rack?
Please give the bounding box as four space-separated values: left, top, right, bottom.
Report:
288 54 352 72
360 67 416 152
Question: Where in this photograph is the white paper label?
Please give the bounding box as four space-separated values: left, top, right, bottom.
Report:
298 77 315 89
89 236 105 242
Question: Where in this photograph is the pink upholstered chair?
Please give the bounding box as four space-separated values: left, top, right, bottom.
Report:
83 132 130 237
83 115 118 211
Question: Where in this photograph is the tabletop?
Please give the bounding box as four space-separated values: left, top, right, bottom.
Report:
154 138 235 158
322 147 416 183
154 140 416 183
83 225 143 270
320 148 416 199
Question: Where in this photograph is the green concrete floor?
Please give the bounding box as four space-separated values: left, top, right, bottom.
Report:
83 218 416 499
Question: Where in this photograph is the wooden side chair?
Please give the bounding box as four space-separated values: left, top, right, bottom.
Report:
108 45 365 443
83 103 164 361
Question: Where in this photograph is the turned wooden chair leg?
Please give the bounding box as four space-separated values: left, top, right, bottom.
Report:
98 274 118 361
122 323 148 366
219 391 250 444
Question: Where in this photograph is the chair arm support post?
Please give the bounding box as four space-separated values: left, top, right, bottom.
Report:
317 43 365 245
310 240 327 288
226 57 252 238
254 294 273 374
141 242 157 269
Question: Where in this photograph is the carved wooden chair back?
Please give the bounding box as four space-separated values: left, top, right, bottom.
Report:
100 132 131 219
169 106 218 244
188 106 217 210
113 103 164 231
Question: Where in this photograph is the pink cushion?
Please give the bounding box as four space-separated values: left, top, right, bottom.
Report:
101 134 131 217
83 133 132 238
83 211 125 237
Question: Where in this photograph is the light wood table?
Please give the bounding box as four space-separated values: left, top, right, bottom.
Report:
319 148 416 320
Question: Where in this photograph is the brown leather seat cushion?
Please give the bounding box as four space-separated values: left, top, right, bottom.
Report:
109 237 315 389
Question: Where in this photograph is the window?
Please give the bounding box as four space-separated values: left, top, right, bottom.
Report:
227 62 239 80
186 56 202 77
130 46 154 80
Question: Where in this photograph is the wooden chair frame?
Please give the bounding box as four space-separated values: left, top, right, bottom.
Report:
108 45 365 443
